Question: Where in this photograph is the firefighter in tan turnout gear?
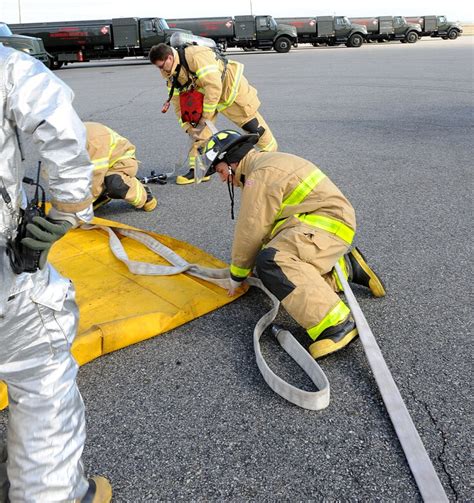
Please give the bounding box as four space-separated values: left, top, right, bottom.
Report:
85 122 157 211
149 43 277 184
196 130 386 359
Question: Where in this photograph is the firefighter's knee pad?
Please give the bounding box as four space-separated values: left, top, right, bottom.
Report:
104 174 129 199
255 248 295 301
242 118 265 137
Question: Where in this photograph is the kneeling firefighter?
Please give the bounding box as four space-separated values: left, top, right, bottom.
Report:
196 130 386 359
0 46 111 501
85 122 157 212
149 36 278 185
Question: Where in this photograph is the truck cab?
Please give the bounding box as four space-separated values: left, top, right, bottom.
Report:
334 16 367 46
234 15 297 52
0 22 50 67
407 15 462 40
393 16 422 43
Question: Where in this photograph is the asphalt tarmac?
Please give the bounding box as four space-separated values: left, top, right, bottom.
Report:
1 38 472 501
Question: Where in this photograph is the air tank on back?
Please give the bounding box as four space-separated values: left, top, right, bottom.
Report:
169 31 216 48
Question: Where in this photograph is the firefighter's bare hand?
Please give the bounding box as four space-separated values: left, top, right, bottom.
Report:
228 278 246 296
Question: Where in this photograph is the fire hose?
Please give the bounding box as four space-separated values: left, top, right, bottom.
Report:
89 224 448 501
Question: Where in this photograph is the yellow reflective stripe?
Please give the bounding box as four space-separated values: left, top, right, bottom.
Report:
131 179 144 207
178 118 188 128
333 255 348 291
189 155 196 168
203 102 217 113
271 213 354 245
196 64 219 79
217 63 243 111
230 264 251 278
299 214 355 245
92 158 109 170
107 128 122 157
275 169 326 220
260 137 277 152
307 300 350 340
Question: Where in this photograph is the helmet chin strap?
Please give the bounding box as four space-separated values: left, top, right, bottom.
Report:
226 164 235 220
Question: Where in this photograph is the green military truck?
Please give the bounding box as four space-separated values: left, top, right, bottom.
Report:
276 16 367 47
10 17 188 68
167 16 298 53
350 16 422 43
406 16 463 40
0 22 50 67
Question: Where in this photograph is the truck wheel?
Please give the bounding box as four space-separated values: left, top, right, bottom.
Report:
406 31 418 43
51 59 63 70
346 33 364 48
274 37 291 53
448 29 459 40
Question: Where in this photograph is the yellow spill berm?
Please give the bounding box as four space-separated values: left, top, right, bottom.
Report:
0 216 246 410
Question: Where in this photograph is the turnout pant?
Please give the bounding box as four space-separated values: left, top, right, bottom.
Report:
93 158 148 208
0 268 88 502
255 225 351 338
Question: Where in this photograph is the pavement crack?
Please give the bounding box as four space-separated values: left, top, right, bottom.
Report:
85 89 150 119
407 387 458 500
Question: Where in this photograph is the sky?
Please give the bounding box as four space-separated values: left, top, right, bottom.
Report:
0 0 471 24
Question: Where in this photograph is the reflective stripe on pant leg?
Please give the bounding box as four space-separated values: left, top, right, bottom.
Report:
307 300 350 341
107 159 147 207
0 281 88 502
260 228 347 330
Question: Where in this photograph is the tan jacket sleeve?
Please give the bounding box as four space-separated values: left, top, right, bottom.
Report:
187 50 223 120
230 169 282 279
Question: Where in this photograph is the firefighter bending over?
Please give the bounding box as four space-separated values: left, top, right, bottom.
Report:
85 122 157 212
149 43 278 185
196 130 386 359
0 46 111 501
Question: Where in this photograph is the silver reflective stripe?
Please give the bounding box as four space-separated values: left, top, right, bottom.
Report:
335 263 448 502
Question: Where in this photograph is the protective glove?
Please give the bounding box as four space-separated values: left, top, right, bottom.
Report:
21 214 74 269
228 277 246 297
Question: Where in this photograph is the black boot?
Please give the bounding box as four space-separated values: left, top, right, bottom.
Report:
309 316 358 359
347 247 386 297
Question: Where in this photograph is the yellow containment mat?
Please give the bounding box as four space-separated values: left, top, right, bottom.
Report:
0 216 246 410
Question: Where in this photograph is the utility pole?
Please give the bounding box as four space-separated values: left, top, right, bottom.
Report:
249 0 253 16
18 0 22 23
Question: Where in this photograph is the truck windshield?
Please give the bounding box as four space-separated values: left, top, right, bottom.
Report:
438 16 446 24
159 19 169 30
342 17 351 26
0 23 13 36
268 17 277 30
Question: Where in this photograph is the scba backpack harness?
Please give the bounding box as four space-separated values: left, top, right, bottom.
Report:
161 45 228 127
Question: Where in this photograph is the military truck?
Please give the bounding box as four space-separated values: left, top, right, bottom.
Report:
350 16 422 43
405 16 462 40
276 16 367 47
0 22 50 67
10 17 188 68
167 15 297 53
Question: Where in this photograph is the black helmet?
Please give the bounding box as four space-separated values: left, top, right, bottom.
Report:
195 129 258 183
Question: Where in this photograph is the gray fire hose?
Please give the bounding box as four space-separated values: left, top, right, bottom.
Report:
91 224 448 501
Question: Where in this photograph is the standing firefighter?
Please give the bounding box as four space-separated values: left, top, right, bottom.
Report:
85 121 157 212
149 42 278 185
196 130 386 359
0 46 111 501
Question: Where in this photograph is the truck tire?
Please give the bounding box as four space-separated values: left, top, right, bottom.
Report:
274 37 291 53
51 59 63 70
405 31 418 43
448 29 459 40
346 33 364 48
